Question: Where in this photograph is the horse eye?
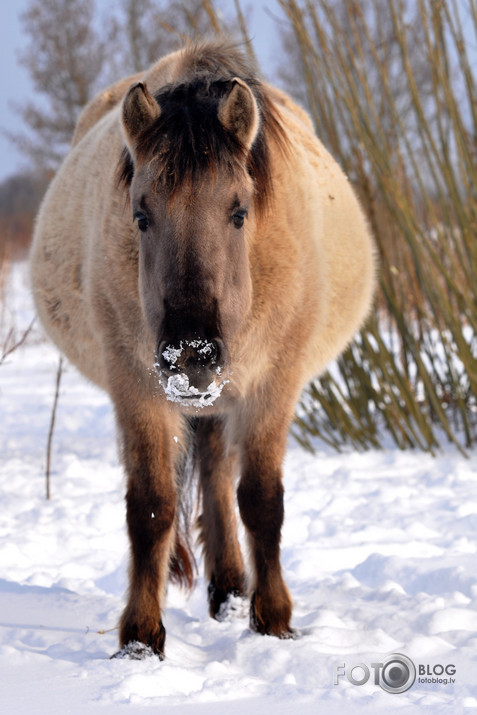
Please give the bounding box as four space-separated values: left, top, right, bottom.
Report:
232 209 248 229
134 211 149 232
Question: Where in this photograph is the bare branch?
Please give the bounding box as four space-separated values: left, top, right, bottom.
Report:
45 356 64 500
0 318 36 366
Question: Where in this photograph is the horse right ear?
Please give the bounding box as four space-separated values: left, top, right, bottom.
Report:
121 82 161 155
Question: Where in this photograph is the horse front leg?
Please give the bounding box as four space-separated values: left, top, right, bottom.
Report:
115 402 181 659
196 417 246 618
237 410 293 638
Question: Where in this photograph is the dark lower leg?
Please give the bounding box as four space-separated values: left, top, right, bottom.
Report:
119 482 176 657
117 409 179 658
237 453 293 637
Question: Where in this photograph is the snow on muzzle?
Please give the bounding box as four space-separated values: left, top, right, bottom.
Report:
155 338 228 408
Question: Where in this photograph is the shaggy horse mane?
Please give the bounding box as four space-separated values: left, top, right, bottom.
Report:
117 41 287 212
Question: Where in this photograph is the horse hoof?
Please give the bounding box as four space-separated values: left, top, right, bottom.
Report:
207 574 246 620
110 641 164 661
251 621 297 639
214 592 249 622
250 619 297 639
118 616 166 659
249 591 294 638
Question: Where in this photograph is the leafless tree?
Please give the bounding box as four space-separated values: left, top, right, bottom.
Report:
9 0 107 172
107 0 234 79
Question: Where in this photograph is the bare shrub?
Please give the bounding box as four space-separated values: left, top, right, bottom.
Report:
279 0 477 452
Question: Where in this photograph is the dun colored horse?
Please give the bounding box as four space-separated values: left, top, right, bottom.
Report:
31 41 375 658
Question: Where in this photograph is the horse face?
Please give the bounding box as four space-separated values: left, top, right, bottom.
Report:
122 79 260 408
131 168 253 406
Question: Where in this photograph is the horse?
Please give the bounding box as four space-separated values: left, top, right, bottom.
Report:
30 40 376 658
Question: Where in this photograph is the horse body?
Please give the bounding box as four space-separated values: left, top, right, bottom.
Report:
31 41 375 657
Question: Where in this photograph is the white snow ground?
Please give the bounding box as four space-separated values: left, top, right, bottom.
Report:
1 263 476 713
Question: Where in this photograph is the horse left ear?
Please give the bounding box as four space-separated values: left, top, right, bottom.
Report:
122 82 161 155
218 78 260 151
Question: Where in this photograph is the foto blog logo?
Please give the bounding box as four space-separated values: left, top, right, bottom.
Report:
334 654 457 694
334 653 416 694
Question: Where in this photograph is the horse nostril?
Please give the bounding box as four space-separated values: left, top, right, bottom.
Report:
195 339 218 367
157 338 226 376
193 338 227 371
157 341 181 372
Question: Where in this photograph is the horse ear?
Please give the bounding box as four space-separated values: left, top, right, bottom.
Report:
218 78 260 151
122 82 161 154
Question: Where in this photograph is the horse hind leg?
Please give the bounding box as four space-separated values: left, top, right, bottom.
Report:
196 417 246 618
168 418 198 590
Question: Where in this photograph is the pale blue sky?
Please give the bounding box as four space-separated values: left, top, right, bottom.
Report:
0 0 285 182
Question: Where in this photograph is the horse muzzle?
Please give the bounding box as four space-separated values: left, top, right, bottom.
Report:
155 337 228 409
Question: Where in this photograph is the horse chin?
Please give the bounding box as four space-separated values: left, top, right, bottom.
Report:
158 371 229 411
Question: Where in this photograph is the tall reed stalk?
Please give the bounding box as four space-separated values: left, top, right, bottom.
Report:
278 0 477 453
